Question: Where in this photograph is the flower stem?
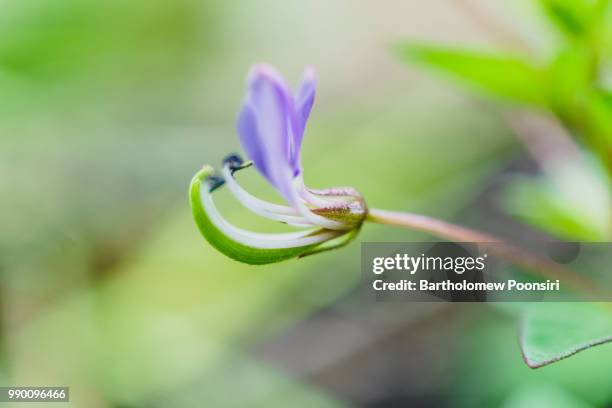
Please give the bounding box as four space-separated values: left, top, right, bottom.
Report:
367 208 502 243
366 208 598 295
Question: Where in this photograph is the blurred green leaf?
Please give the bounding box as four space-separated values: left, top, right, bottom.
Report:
548 46 594 120
455 309 612 407
539 0 608 38
396 44 548 105
500 175 610 241
583 90 612 173
541 0 588 36
589 90 612 143
520 303 612 368
501 384 593 408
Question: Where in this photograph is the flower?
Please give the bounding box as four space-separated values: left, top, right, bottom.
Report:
190 64 366 264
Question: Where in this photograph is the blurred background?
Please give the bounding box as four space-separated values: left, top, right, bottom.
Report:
1 0 612 406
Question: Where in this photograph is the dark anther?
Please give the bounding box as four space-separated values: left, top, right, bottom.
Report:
223 153 253 174
207 175 225 192
223 153 244 171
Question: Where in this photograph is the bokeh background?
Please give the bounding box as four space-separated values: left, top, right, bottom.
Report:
1 0 612 407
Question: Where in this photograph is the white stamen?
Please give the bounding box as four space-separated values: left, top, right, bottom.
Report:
201 187 343 248
295 174 358 212
222 165 312 227
300 188 342 209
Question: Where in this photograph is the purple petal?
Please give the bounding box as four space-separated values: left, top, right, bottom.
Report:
237 103 268 176
237 65 297 204
291 66 316 170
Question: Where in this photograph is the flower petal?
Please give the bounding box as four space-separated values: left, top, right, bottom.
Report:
237 65 298 203
237 103 268 177
291 66 316 170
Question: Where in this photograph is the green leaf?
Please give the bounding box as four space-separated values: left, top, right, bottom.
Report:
539 0 608 38
520 303 612 368
547 46 594 120
396 44 547 106
583 91 612 172
588 90 612 143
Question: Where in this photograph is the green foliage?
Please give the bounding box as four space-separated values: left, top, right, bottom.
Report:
502 384 593 408
396 28 612 240
454 309 612 407
500 174 611 241
547 46 594 120
520 303 612 368
396 1 612 176
396 0 612 371
501 179 599 241
395 45 548 106
539 0 608 39
589 91 612 144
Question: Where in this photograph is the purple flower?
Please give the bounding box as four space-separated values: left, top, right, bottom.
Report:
190 64 365 261
226 64 365 231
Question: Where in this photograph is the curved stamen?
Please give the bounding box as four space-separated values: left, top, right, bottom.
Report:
223 155 301 216
201 184 343 248
222 164 313 227
221 155 354 231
